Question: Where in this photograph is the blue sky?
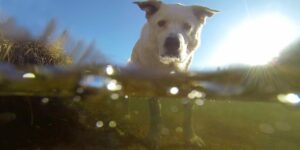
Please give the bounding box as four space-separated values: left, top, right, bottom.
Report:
0 0 299 70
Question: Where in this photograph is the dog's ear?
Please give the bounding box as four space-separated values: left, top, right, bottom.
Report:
191 6 219 23
134 1 162 19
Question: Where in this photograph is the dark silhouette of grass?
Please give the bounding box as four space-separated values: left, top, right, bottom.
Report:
0 18 106 65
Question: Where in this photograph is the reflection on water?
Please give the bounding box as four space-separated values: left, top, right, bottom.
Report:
0 63 299 150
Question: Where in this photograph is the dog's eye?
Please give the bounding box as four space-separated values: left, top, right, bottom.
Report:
183 23 192 31
157 20 167 27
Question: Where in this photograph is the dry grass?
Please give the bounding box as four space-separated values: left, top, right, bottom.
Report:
0 18 105 66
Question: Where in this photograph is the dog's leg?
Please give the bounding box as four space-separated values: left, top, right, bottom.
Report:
183 99 205 148
146 97 162 150
123 98 131 119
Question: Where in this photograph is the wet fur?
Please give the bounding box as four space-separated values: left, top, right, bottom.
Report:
130 1 218 149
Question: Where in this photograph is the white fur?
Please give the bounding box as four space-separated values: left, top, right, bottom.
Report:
130 3 205 71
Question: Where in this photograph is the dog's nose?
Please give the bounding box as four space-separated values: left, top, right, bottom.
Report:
164 36 180 56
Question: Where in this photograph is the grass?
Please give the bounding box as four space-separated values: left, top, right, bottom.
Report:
118 98 300 150
0 63 299 149
1 93 299 149
196 101 300 150
0 18 105 66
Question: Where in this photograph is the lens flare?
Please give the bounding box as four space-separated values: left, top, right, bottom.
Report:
277 93 300 105
209 13 299 67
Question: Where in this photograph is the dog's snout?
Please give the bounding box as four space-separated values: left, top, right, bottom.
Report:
164 36 180 56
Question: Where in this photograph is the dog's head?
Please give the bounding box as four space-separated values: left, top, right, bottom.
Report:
135 1 218 65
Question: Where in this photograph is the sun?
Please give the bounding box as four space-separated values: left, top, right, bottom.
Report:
209 13 299 67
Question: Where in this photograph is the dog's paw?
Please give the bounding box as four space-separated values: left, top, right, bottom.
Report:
185 135 206 148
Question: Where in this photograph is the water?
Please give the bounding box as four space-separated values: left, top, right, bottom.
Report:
0 64 299 149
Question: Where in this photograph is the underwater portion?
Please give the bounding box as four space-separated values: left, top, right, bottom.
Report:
0 61 300 149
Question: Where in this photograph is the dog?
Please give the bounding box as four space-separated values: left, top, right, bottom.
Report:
129 1 218 149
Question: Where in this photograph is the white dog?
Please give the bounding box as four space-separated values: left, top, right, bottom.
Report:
129 1 218 149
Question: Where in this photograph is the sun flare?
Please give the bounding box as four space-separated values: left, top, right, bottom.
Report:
209 13 299 67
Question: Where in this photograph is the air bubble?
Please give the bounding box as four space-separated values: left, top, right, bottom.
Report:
41 98 50 104
170 71 176 75
96 121 104 128
175 127 183 133
110 93 119 100
105 65 115 76
169 87 179 95
107 79 122 91
170 106 179 113
76 87 84 94
109 120 117 128
195 99 205 106
188 90 205 99
80 75 105 88
73 96 81 102
22 73 35 79
134 110 140 115
161 127 170 135
181 99 190 105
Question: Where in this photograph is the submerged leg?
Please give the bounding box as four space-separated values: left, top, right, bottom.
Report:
123 98 131 119
146 97 162 150
183 99 205 148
